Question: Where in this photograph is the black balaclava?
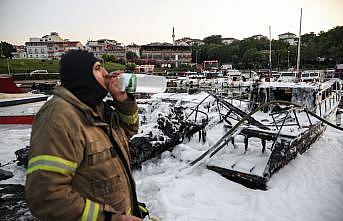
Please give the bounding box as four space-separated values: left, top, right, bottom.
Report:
59 50 108 109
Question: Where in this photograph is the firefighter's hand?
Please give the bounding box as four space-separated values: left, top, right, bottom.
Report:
112 215 142 221
106 71 128 102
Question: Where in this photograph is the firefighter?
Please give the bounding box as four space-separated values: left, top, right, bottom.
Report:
26 50 146 221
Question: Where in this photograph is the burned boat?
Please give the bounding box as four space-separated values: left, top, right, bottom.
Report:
188 79 342 189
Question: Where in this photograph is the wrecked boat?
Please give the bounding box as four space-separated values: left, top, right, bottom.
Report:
189 79 343 189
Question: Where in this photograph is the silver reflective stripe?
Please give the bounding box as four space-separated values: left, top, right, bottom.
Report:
86 202 96 221
28 160 76 174
81 199 100 221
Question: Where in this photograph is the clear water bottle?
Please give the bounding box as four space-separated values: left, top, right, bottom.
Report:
118 73 167 93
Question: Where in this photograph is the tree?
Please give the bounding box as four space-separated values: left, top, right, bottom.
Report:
242 48 258 68
203 35 223 45
190 26 343 69
101 54 116 62
0 41 16 58
125 62 136 72
126 51 138 60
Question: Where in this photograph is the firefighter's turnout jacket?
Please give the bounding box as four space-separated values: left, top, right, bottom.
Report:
26 86 139 221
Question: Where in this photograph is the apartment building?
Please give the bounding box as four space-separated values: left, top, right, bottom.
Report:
140 44 192 67
85 39 126 61
25 32 83 59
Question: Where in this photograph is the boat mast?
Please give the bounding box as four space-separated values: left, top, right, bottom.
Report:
296 8 302 73
269 26 272 74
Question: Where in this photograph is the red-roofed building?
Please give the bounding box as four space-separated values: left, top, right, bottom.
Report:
25 32 83 59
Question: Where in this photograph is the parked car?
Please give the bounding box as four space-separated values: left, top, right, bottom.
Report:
29 70 48 76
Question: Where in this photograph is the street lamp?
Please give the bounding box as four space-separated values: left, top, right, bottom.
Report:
287 50 290 69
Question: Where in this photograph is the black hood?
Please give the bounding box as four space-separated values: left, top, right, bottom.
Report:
59 50 108 109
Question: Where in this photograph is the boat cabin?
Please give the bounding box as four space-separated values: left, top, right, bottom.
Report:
301 70 324 82
277 71 298 82
251 79 342 112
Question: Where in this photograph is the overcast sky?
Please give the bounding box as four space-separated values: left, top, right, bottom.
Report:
0 0 342 45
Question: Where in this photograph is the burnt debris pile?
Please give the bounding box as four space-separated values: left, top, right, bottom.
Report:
0 184 38 221
130 104 207 169
15 146 30 168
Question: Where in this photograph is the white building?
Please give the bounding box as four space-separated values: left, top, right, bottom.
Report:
175 37 203 46
278 32 298 46
12 45 27 59
25 32 83 59
126 44 140 58
221 37 238 45
245 34 267 40
26 42 48 59
86 39 126 61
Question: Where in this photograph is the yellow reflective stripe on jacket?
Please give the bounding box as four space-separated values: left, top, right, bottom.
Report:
139 205 148 213
116 110 138 125
81 199 100 221
126 207 132 215
27 155 77 175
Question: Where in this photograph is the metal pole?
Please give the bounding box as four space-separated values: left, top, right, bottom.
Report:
296 8 302 73
0 41 3 57
287 50 290 69
7 58 10 75
269 26 272 73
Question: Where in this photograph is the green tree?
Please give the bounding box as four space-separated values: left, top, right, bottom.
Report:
0 41 16 58
101 54 116 62
203 35 223 45
191 26 343 70
125 62 136 71
126 51 138 60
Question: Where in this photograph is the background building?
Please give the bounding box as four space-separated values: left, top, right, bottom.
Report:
140 44 192 67
12 45 27 59
221 37 238 45
85 39 126 61
278 32 298 46
25 32 83 59
175 37 203 46
126 44 141 58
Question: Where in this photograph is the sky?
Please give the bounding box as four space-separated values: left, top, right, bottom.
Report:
0 0 342 46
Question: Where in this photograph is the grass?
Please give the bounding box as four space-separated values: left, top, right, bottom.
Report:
0 58 126 74
103 62 126 72
0 59 59 74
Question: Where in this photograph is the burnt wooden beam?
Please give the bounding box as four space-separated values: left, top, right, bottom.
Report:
209 92 270 130
240 128 296 140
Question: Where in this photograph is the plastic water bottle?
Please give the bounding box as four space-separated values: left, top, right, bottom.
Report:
118 73 167 93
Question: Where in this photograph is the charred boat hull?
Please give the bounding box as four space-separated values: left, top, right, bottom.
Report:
207 79 341 189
